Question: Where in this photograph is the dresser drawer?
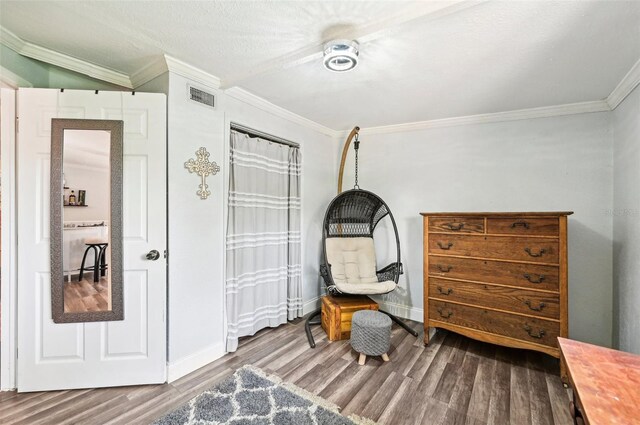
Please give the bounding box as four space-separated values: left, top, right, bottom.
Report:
429 278 560 319
429 235 559 264
430 300 560 347
429 217 484 234
486 217 559 236
428 256 560 291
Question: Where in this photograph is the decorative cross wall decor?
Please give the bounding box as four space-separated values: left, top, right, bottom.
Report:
184 147 220 200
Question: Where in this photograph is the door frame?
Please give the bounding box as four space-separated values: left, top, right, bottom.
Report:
1 86 18 391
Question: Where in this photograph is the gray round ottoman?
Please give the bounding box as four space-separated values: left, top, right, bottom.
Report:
350 310 392 365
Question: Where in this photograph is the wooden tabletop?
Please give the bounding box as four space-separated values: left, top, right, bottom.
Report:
419 211 574 216
558 337 640 425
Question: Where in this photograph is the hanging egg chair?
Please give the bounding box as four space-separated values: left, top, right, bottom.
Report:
305 127 419 348
320 188 401 296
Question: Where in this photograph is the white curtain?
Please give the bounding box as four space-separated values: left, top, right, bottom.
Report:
225 130 303 352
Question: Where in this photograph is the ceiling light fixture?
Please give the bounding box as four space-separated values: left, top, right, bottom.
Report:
323 39 359 72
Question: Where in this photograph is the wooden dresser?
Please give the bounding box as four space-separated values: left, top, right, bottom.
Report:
421 212 572 363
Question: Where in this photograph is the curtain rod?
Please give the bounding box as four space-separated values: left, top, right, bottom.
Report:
230 123 300 148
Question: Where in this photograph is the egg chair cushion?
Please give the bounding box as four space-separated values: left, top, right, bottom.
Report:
325 237 397 295
333 280 397 295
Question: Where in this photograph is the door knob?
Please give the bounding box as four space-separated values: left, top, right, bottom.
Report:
146 250 160 261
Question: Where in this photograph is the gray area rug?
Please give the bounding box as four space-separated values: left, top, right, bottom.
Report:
153 365 376 425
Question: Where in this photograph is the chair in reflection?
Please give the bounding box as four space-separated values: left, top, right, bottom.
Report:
79 238 108 283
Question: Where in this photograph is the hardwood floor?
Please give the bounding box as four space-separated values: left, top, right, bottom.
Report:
0 317 573 425
63 276 109 312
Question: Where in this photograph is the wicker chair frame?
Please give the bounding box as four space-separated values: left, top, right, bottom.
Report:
305 189 419 348
319 189 402 295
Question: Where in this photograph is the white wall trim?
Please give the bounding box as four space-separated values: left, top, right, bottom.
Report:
0 26 25 53
167 342 226 383
1 88 17 390
0 66 32 88
0 26 132 89
165 55 221 90
224 87 338 138
3 24 638 138
357 100 611 136
303 297 321 315
129 56 168 89
131 54 221 91
375 299 424 323
607 58 640 110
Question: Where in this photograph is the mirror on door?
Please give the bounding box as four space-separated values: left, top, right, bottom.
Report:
51 119 124 323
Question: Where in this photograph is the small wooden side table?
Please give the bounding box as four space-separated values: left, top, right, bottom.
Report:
321 295 378 341
558 337 640 425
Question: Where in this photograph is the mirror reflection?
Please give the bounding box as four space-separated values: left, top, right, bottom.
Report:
62 129 112 313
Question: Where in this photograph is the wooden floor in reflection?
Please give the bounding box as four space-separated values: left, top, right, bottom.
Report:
63 276 109 312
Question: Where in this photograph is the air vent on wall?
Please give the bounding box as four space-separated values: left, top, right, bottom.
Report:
188 85 215 108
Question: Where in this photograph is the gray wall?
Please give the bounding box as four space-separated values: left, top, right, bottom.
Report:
347 113 614 347
165 73 226 367
613 85 640 354
138 72 337 377
5 42 634 354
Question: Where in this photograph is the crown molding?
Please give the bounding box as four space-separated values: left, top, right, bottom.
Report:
0 26 132 88
3 25 637 138
164 55 221 90
357 100 611 135
0 66 33 88
224 87 338 138
606 58 640 110
129 55 168 89
130 54 221 90
0 26 24 52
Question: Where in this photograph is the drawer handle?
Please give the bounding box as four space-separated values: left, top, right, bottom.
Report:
524 247 546 258
437 286 453 296
523 324 546 339
437 242 454 250
511 221 530 229
523 273 546 284
436 264 453 273
446 223 464 231
524 300 546 311
437 307 453 318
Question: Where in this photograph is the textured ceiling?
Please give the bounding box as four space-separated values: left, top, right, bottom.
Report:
1 1 639 130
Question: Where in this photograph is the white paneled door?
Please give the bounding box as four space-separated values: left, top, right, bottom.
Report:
17 88 167 392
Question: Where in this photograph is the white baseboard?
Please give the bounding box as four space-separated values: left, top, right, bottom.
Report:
303 297 321 315
167 298 322 383
167 342 226 383
376 299 424 323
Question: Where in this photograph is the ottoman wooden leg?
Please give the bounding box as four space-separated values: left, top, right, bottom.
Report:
358 353 367 365
381 353 390 362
